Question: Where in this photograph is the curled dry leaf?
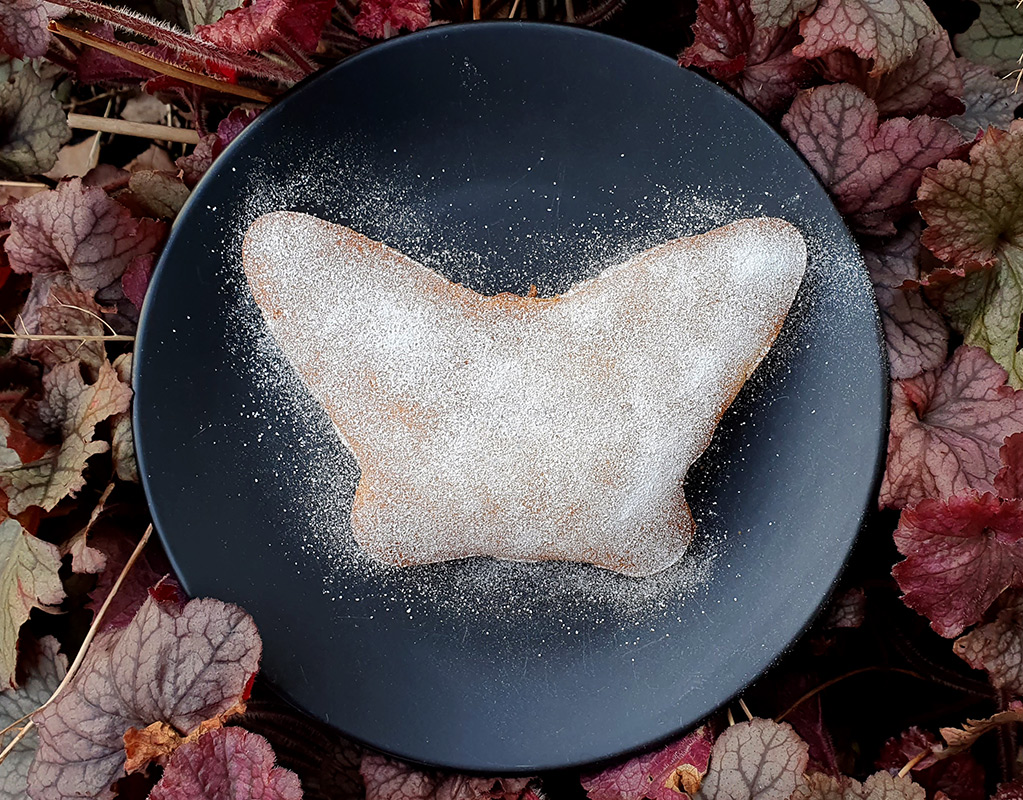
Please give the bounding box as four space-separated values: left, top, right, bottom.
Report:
5 178 167 291
0 63 71 180
0 636 66 800
0 359 132 515
581 725 714 800
781 84 962 236
892 491 1023 637
793 0 941 73
354 0 432 39
880 346 1023 509
694 719 809 800
953 588 1023 695
679 0 810 115
361 753 533 800
148 727 302 800
954 0 1023 73
123 701 244 773
28 593 262 800
937 702 1023 757
792 771 925 800
0 519 63 688
948 60 1020 139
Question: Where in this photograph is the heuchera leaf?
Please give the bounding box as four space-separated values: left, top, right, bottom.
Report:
0 519 63 688
5 178 167 291
816 30 963 118
918 124 1023 384
109 353 137 483
918 124 1023 269
196 0 334 54
28 593 262 800
581 726 714 800
996 432 1023 500
892 491 1023 636
0 359 132 515
354 0 431 39
361 753 533 800
954 588 1023 695
694 719 808 800
182 0 244 29
748 0 815 30
12 275 108 374
86 531 177 630
148 728 302 800
875 728 986 800
955 0 1023 73
59 482 113 575
792 771 925 800
793 0 941 73
0 64 71 179
879 346 1023 509
125 171 190 220
0 637 66 800
949 60 1020 139
679 0 810 115
781 84 962 236
0 0 52 59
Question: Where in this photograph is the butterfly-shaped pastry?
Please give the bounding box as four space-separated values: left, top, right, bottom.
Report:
243 212 806 576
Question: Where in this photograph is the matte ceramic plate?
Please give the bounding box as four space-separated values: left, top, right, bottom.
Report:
134 22 887 772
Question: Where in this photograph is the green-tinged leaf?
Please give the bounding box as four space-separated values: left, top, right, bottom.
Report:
955 0 1023 73
0 637 66 800
749 0 816 29
0 360 132 514
0 63 69 179
0 520 63 689
182 0 243 29
949 59 1020 139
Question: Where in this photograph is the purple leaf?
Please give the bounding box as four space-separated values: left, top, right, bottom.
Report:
0 63 71 179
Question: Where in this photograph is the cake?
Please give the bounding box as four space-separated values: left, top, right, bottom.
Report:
242 212 807 576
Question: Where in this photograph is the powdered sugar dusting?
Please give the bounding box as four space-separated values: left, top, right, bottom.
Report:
202 138 872 633
242 212 806 577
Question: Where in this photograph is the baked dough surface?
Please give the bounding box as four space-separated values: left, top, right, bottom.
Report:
243 212 807 576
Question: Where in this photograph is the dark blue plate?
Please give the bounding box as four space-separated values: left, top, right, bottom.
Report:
134 22 886 772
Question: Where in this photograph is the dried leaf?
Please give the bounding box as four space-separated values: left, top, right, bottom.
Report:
679 0 811 115
13 275 108 374
949 60 1020 139
880 346 1023 509
0 519 62 688
0 636 66 800
781 84 962 235
955 0 1023 73
793 0 941 73
0 359 131 514
5 178 167 290
44 134 101 181
124 702 244 773
361 754 533 800
28 593 262 800
124 145 176 174
148 728 302 800
694 719 808 800
125 171 190 220
581 726 714 800
354 0 431 39
954 588 1023 694
59 482 113 575
0 63 71 179
893 491 1023 636
792 771 925 800
937 702 1023 756
875 727 986 800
